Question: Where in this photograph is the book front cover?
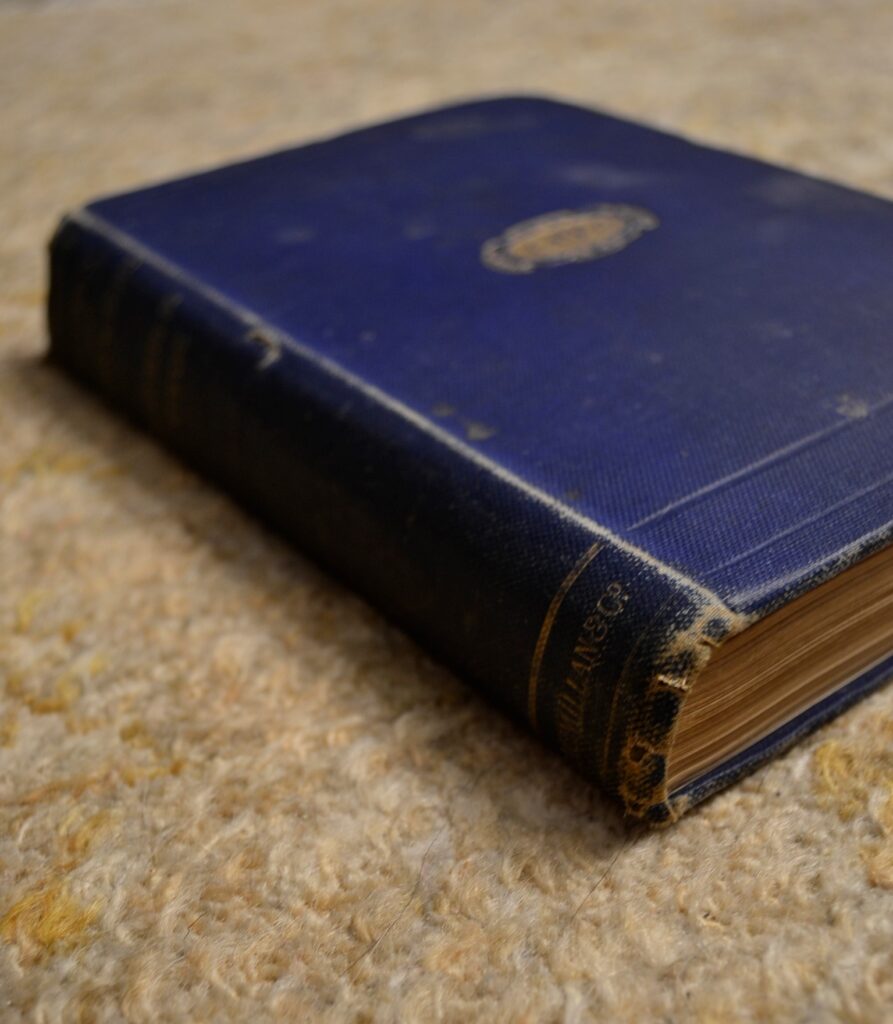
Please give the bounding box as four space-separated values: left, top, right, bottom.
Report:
85 97 893 620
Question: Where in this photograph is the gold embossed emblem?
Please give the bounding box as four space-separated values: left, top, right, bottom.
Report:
481 203 659 274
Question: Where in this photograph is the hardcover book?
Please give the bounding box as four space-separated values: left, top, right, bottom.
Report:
48 97 893 823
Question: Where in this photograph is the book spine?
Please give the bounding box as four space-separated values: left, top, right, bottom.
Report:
48 210 741 824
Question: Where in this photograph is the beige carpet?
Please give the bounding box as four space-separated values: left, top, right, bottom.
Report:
2 1 893 1020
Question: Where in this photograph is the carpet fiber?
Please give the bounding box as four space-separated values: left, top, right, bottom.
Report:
2 2 893 1020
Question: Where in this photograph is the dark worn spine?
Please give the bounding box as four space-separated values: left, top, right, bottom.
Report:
48 210 741 824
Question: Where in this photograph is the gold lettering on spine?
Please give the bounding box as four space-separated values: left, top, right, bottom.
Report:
555 581 629 758
527 542 603 729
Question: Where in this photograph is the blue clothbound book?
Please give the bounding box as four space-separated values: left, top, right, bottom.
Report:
48 97 893 824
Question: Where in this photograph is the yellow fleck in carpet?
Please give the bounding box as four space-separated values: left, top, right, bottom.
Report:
2 2 893 1020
